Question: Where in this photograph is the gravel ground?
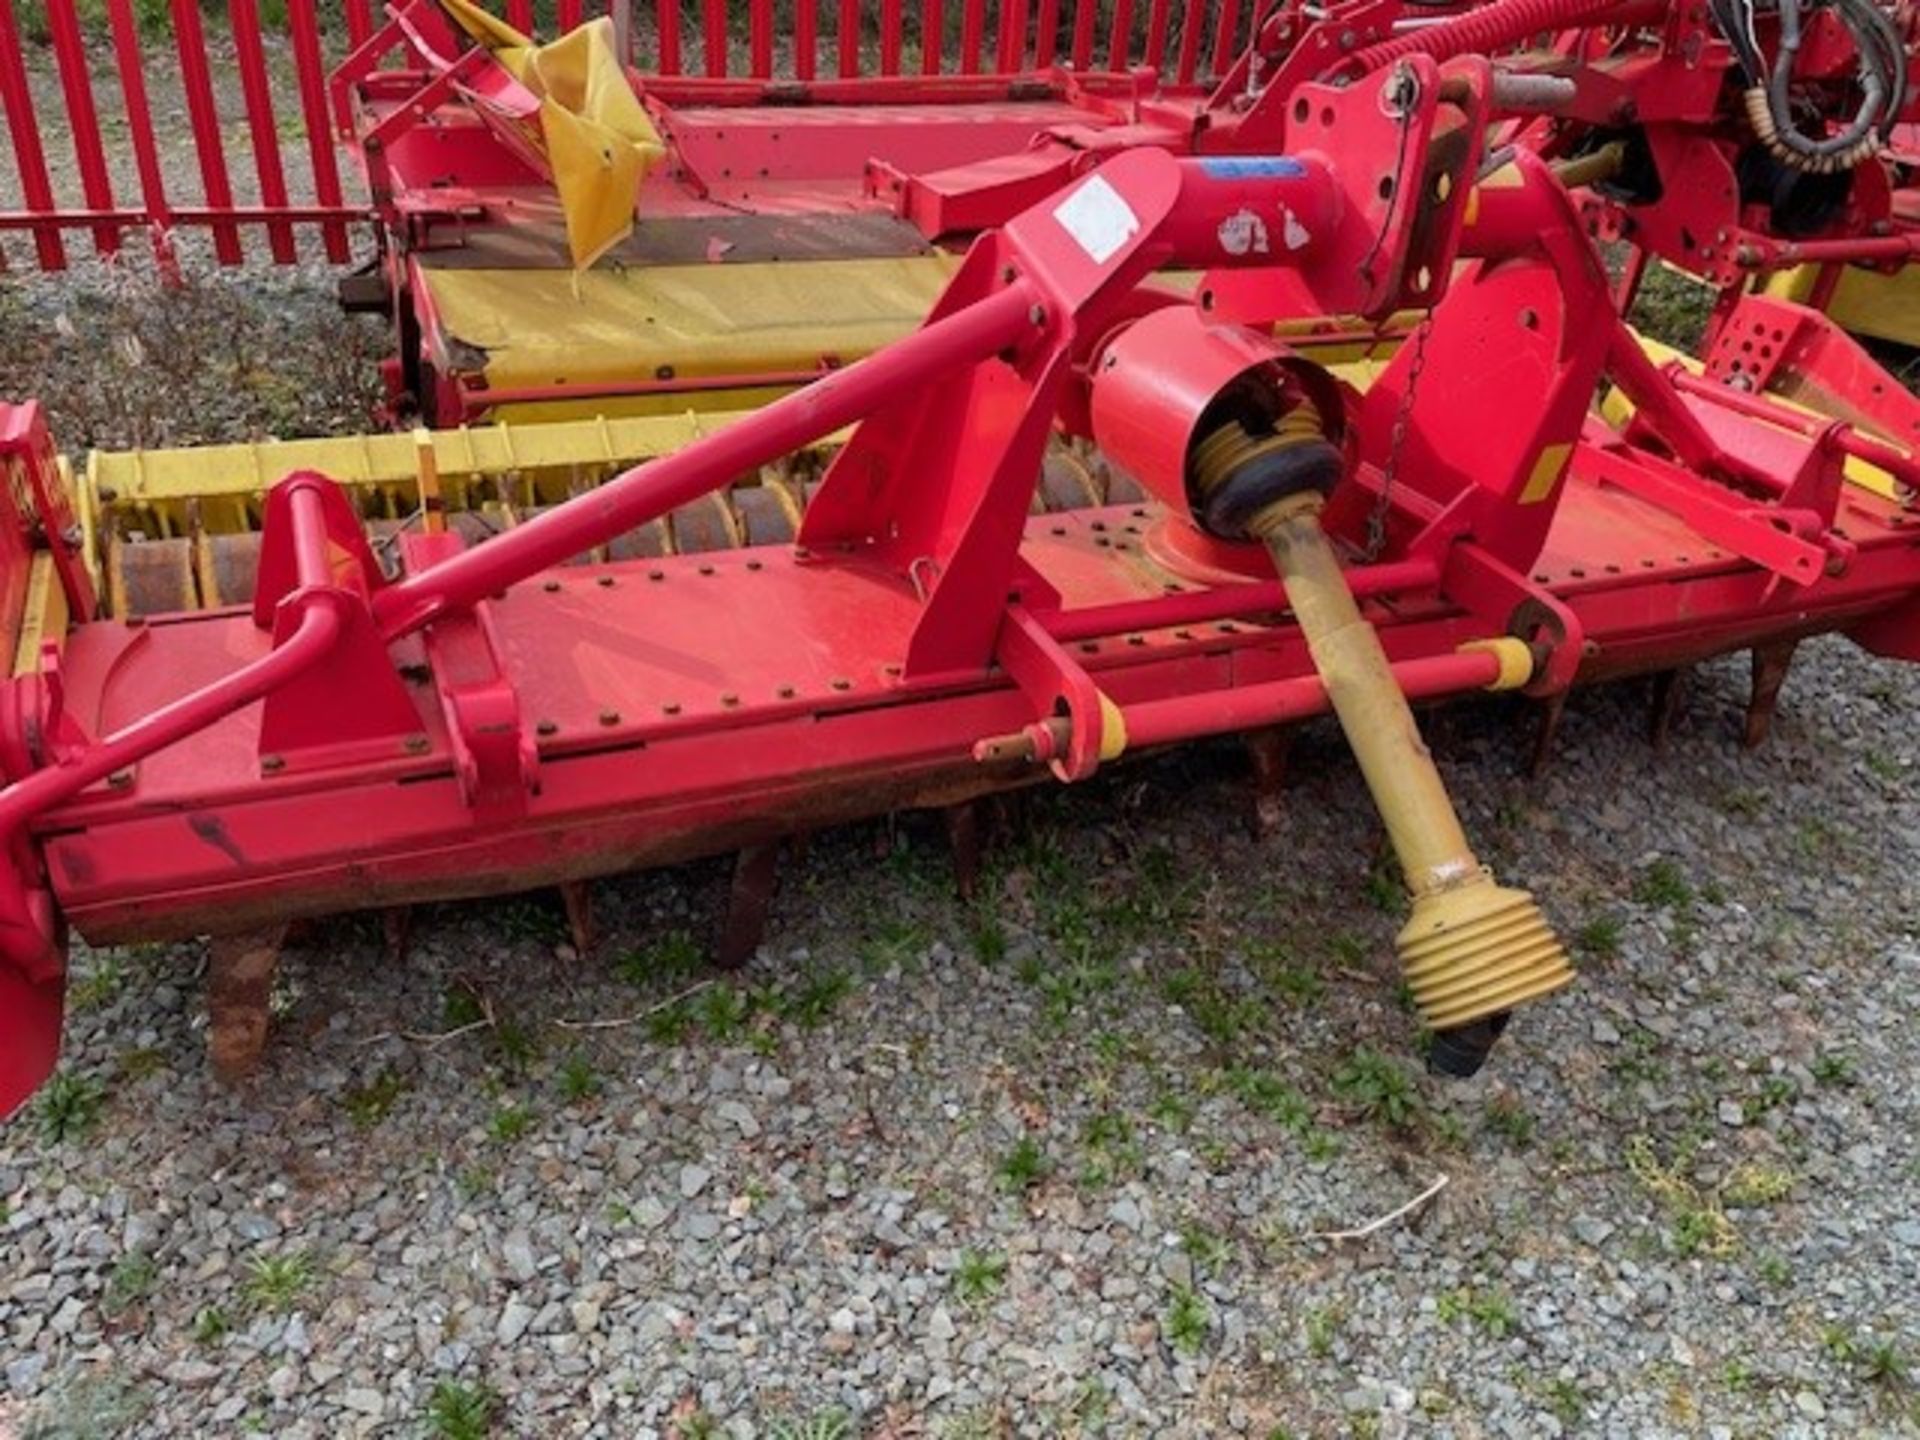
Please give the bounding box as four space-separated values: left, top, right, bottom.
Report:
3 623 1916 1440
0 254 385 451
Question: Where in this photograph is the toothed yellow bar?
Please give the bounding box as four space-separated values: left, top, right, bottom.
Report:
85 409 847 540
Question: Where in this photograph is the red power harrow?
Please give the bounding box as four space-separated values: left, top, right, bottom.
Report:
5 4 1920 1115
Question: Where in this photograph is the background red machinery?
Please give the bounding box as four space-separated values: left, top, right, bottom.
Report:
312 0 1920 424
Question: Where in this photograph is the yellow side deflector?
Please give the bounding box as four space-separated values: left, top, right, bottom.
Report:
439 0 665 270
417 256 962 421
1601 326 1904 500
1765 265 1920 350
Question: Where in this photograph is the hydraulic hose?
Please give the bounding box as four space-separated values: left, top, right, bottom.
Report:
1339 0 1652 77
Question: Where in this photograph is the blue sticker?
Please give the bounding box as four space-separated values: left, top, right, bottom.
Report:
1196 156 1306 179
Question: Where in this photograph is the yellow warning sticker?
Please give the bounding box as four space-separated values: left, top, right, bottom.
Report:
1519 442 1573 504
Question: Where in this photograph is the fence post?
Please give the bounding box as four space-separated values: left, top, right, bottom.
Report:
610 0 633 64
0 0 68 269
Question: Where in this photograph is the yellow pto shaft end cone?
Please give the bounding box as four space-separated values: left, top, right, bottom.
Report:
1396 872 1576 1035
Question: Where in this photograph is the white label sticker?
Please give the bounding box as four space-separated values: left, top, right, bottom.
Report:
1217 208 1270 257
1052 175 1140 264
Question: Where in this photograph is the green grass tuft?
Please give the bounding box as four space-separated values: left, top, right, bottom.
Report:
953 1248 1007 1306
191 1305 231 1345
996 1136 1051 1192
1573 913 1624 962
765 1411 853 1440
1163 1285 1211 1355
614 931 703 987
1331 1049 1421 1131
243 1250 315 1314
488 1102 534 1143
558 1053 601 1104
343 1069 407 1130
36 1071 106 1145
425 1380 499 1440
1633 858 1692 909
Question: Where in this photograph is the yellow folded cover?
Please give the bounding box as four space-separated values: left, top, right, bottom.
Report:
439 0 666 270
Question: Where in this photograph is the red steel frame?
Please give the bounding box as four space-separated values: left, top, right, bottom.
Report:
2 58 1919 1113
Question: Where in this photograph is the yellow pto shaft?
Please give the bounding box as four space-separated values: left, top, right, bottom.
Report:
1249 493 1575 1064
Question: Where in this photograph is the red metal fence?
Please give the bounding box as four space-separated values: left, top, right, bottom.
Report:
0 0 1266 272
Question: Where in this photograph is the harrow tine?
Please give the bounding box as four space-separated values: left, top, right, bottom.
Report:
1528 693 1567 778
1648 668 1687 751
559 880 596 956
1243 725 1293 839
943 800 982 900
381 906 413 965
715 841 781 970
1742 639 1797 749
205 923 285 1084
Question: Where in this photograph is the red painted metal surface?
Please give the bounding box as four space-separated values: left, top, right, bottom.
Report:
0 0 65 268
169 0 243 264
106 0 177 275
659 0 683 74
703 0 727 77
229 0 297 264
284 0 351 264
1068 0 1094 70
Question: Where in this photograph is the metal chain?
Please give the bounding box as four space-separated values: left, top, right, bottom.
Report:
1365 314 1432 562
1354 62 1429 562
1354 65 1420 297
